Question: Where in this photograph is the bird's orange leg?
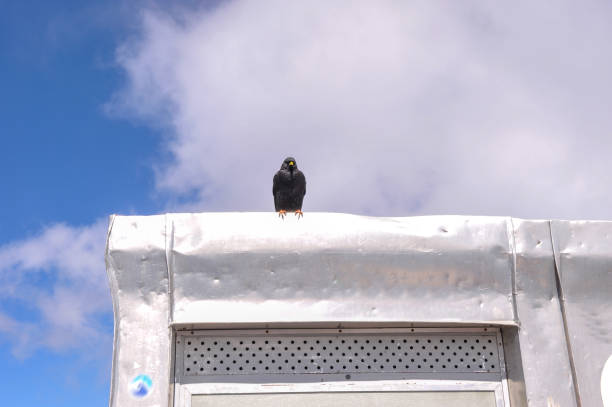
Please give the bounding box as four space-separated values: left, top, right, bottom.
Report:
294 209 303 219
278 210 287 219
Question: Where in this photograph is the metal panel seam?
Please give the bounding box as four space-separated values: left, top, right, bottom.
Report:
166 214 174 325
165 214 175 407
104 214 118 407
495 329 511 407
548 220 582 407
508 218 519 326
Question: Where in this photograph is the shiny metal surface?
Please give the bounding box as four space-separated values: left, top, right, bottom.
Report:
166 213 515 325
511 219 576 406
551 221 612 407
105 213 612 406
106 215 171 407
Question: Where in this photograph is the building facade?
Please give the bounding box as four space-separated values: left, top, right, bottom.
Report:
105 213 612 406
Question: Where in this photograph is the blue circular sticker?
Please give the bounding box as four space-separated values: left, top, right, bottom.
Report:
129 374 153 398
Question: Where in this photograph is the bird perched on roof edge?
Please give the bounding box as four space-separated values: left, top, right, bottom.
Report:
273 157 306 218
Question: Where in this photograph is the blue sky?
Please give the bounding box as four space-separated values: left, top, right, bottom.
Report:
2 0 612 405
1 0 159 239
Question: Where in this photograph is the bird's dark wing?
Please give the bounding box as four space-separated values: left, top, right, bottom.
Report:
273 172 279 196
293 170 306 209
296 171 306 196
273 172 281 211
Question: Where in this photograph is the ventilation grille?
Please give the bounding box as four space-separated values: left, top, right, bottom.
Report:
180 332 500 376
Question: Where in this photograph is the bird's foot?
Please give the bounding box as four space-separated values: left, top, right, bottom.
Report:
278 210 287 219
294 210 303 219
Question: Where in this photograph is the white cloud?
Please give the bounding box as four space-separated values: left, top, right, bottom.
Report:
0 220 111 358
112 0 612 219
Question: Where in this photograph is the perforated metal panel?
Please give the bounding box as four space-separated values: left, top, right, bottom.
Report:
177 329 501 377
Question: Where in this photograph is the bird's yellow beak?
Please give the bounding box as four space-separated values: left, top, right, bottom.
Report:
289 161 294 166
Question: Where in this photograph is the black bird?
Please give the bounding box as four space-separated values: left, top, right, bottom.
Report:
273 156 306 218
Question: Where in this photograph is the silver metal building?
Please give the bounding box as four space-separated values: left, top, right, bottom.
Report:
105 213 612 406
